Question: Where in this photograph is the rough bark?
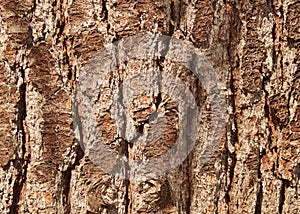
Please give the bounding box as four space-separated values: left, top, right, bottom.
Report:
0 0 299 213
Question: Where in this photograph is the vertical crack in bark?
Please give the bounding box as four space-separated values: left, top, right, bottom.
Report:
186 156 193 214
169 1 200 212
122 142 130 214
10 66 29 214
118 138 130 214
115 67 130 214
124 163 130 214
254 153 263 214
278 179 289 214
224 152 237 214
255 57 270 214
62 143 85 214
255 2 277 212
154 33 194 213
224 1 240 212
169 1 175 35
101 0 108 21
62 169 72 214
162 27 193 214
58 0 83 212
185 98 195 214
255 75 271 214
224 98 237 214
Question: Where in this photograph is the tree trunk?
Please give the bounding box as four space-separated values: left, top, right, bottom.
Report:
0 0 299 213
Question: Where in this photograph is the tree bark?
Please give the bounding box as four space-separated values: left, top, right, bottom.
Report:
0 0 299 213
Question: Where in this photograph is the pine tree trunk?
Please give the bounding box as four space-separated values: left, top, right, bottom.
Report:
0 0 299 213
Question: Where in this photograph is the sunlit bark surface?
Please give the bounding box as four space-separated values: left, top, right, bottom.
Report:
0 0 299 213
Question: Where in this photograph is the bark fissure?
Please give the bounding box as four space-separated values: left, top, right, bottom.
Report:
224 1 240 212
101 0 108 21
124 176 130 214
10 66 29 214
62 144 84 214
59 0 83 212
224 138 237 214
116 80 131 214
278 179 289 214
186 158 192 214
254 154 263 214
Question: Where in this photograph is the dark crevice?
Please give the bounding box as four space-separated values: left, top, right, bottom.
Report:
58 2 81 213
255 3 275 207
184 102 199 214
32 0 37 14
62 169 72 214
224 1 240 212
57 17 65 39
62 143 84 214
116 80 130 214
254 151 263 214
67 69 72 80
52 0 57 7
114 73 135 213
136 124 144 134
124 177 130 214
170 0 188 35
63 36 73 84
278 179 290 214
72 92 85 151
169 1 175 35
101 0 108 21
26 27 33 48
278 183 285 214
115 138 130 214
186 155 193 214
169 21 175 36
224 148 237 214
155 92 162 110
56 0 66 39
51 0 58 17
9 66 29 214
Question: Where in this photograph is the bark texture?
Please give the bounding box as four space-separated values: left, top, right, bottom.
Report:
0 0 299 213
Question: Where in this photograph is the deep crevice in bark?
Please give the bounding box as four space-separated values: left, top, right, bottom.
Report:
10 66 29 214
101 0 108 21
56 0 66 40
224 144 237 214
224 1 240 212
185 157 192 214
169 1 176 35
62 143 85 214
278 179 289 214
115 78 131 214
62 169 72 214
124 179 130 214
254 153 263 214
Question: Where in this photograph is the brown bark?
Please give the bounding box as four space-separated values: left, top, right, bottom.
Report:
0 0 299 213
